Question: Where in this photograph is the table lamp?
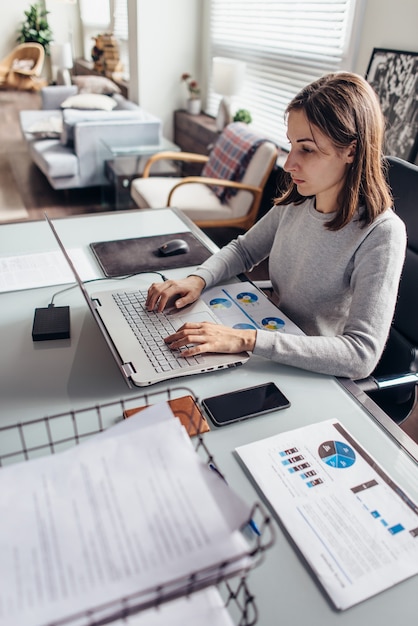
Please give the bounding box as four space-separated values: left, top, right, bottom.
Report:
212 57 246 131
50 42 73 86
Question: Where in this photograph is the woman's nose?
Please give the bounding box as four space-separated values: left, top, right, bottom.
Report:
283 150 296 172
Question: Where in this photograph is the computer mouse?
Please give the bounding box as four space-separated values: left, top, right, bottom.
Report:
158 238 190 256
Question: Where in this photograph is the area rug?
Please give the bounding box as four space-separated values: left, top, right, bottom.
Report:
0 205 29 222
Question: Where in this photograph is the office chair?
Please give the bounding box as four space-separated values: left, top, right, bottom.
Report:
0 43 45 91
355 156 418 425
130 122 279 230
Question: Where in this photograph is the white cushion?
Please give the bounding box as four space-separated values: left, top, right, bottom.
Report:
130 177 237 222
27 115 63 139
72 75 121 95
60 93 117 111
12 58 34 71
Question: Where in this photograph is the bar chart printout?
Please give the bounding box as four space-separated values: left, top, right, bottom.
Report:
236 419 418 609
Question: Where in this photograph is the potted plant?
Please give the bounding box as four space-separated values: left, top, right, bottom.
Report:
181 72 201 115
233 108 252 124
16 3 54 55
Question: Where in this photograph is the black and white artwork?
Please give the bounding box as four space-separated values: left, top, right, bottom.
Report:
365 48 418 162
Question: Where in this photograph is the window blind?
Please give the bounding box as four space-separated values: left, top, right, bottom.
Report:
207 0 360 149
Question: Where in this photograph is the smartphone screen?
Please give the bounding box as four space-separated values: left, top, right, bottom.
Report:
202 382 290 427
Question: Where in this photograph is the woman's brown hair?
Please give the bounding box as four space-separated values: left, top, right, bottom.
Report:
275 72 392 230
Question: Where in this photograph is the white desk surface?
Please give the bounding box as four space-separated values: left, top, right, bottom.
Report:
1 208 418 625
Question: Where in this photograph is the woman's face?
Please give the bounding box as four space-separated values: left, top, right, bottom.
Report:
283 109 355 214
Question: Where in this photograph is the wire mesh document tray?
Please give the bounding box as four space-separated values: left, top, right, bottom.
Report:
0 386 275 626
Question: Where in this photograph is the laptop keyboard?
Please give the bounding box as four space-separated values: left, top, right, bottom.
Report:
113 290 204 373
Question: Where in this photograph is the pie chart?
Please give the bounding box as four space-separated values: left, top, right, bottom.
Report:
262 316 285 331
318 440 356 468
209 298 232 309
236 292 258 304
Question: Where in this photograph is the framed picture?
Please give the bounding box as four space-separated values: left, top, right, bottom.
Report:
365 48 418 162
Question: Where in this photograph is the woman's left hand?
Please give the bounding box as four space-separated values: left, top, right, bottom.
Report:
165 321 256 356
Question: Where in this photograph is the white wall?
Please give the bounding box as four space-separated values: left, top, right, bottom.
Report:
354 0 418 74
128 0 202 139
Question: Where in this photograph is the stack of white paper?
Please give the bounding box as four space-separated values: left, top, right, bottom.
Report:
0 403 252 626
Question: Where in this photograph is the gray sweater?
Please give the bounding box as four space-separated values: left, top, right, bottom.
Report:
193 199 406 379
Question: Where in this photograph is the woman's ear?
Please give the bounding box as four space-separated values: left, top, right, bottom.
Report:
345 140 357 164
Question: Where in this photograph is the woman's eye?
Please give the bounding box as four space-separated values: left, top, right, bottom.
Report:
301 146 313 154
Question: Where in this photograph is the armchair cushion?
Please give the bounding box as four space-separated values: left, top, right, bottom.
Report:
201 122 273 202
11 58 34 71
131 177 238 221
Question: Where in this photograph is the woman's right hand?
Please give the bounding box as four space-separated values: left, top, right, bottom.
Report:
146 275 206 312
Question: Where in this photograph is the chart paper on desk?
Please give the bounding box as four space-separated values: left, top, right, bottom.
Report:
0 404 252 626
202 282 303 335
236 420 418 609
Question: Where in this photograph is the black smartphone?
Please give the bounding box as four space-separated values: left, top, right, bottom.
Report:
202 382 290 427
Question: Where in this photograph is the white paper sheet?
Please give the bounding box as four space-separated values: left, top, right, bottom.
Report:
0 249 99 292
0 405 251 626
236 420 418 609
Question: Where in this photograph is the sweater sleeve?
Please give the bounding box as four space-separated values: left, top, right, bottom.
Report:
253 214 407 379
191 208 280 287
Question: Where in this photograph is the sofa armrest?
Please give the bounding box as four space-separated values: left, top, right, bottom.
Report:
41 85 78 110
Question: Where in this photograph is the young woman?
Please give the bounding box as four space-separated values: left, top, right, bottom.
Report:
146 72 406 380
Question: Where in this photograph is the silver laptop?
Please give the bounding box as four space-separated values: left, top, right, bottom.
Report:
46 215 249 387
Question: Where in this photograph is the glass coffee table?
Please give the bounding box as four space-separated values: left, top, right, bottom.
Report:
102 137 181 210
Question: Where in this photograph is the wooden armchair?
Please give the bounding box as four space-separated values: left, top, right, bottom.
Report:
130 123 279 230
0 43 45 91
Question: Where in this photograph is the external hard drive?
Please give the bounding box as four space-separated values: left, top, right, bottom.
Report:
32 306 70 341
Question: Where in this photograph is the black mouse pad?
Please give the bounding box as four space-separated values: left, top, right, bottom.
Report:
90 231 213 278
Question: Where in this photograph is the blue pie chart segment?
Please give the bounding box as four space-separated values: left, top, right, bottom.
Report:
318 440 356 469
233 322 257 329
209 298 232 309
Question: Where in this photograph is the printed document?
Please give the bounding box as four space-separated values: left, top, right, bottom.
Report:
0 248 98 292
0 404 251 625
236 420 418 609
202 281 303 335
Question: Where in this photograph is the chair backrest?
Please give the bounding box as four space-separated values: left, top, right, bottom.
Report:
200 122 278 228
385 156 418 357
368 155 418 421
12 43 45 76
228 140 278 220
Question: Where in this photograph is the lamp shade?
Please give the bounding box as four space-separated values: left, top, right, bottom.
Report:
50 42 73 69
212 57 245 96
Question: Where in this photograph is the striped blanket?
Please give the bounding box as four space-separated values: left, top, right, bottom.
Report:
201 122 267 203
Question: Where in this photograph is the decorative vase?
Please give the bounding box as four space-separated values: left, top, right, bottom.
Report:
186 98 201 115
